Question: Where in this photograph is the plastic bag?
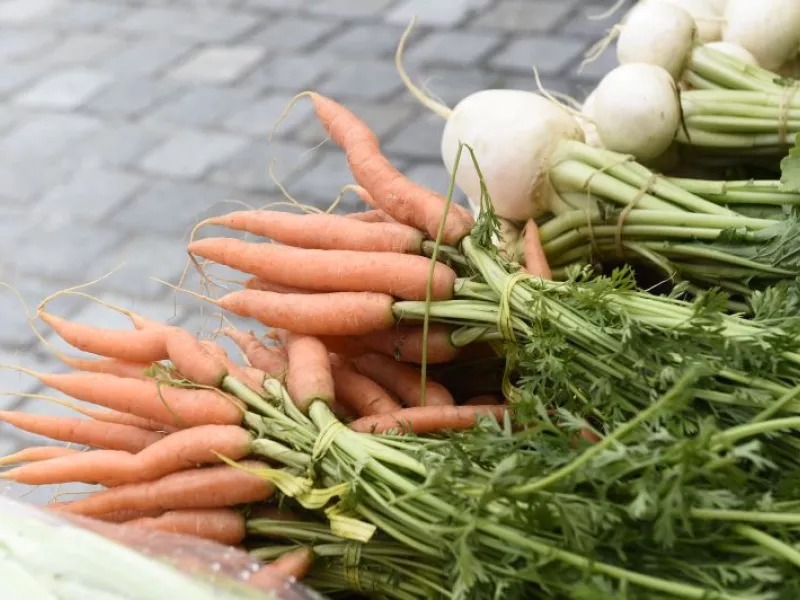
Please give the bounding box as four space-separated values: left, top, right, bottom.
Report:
0 494 328 600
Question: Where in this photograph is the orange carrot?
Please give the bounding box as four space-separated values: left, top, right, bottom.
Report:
200 341 266 394
359 324 459 364
308 92 474 245
463 395 501 406
58 355 153 379
2 425 254 486
206 210 424 254
94 508 164 523
332 364 401 417
189 238 456 302
165 328 228 388
346 209 397 224
284 334 334 413
523 219 552 279
244 278 315 295
58 461 273 517
78 406 173 433
251 548 314 588
222 329 288 379
349 404 507 434
30 371 244 428
217 290 395 337
39 312 169 363
0 446 80 466
352 353 454 407
127 508 246 546
0 411 164 452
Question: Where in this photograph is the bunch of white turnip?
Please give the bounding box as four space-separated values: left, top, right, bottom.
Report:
392 3 800 303
586 0 800 166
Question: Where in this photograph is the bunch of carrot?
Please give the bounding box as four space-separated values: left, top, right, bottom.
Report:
0 92 548 598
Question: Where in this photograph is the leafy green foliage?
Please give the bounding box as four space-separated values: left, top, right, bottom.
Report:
780 140 800 192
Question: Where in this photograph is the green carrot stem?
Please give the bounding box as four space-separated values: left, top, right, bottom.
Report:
734 525 800 570
690 508 800 525
476 524 747 600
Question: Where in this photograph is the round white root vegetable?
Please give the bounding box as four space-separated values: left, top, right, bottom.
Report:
706 0 727 12
652 0 722 43
577 90 603 148
441 90 585 221
723 0 800 72
617 1 697 80
593 63 680 162
704 41 759 66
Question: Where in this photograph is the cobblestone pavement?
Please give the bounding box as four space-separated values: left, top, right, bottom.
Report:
0 0 627 502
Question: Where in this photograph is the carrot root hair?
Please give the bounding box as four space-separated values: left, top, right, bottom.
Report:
395 18 452 120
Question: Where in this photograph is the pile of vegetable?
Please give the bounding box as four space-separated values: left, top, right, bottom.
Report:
5 3 800 599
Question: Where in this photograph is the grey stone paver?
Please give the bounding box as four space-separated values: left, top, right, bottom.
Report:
0 0 64 23
0 0 612 476
490 36 587 76
473 0 577 32
138 129 248 178
14 67 110 109
33 166 145 223
0 112 101 157
147 87 255 127
169 46 266 84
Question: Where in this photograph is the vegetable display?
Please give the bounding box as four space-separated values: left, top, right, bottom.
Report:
5 5 800 600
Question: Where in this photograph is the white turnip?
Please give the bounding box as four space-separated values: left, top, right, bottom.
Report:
440 90 584 221
723 0 800 71
617 1 696 79
653 0 722 43
593 63 681 162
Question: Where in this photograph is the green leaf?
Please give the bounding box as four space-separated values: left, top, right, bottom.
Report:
780 140 800 191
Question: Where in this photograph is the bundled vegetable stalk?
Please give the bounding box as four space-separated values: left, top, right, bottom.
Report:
14 267 800 598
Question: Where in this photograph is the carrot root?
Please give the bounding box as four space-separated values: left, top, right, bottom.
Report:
349 405 507 434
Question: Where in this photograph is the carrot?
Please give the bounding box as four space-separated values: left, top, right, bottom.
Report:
189 238 456 302
0 446 80 466
39 312 169 363
349 404 507 434
251 548 314 588
200 341 266 394
332 364 401 417
217 290 396 337
244 277 315 295
27 371 244 428
0 411 164 452
58 355 152 379
463 395 502 406
359 324 460 364
523 219 552 279
285 334 334 413
2 424 254 486
308 92 474 245
57 461 273 517
126 508 246 546
205 210 424 254
222 329 288 379
78 406 173 433
352 353 454 407
93 508 165 523
165 328 227 388
346 209 397 224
